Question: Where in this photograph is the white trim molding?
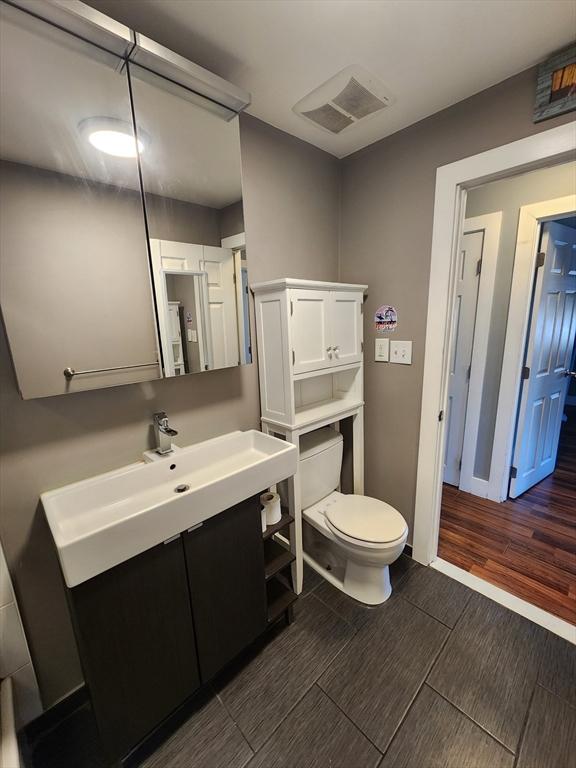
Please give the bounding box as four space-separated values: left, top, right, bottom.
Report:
432 558 576 644
413 123 576 568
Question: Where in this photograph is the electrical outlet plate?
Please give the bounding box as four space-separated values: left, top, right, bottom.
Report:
390 340 412 364
375 338 389 361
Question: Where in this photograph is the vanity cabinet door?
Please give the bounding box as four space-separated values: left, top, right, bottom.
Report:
183 495 267 682
69 537 200 761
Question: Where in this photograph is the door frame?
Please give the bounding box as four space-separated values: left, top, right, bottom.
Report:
413 123 576 569
456 212 502 495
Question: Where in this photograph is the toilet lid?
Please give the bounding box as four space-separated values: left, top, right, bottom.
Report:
325 495 407 544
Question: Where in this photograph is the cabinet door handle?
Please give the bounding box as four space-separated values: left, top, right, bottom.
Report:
163 534 180 545
327 346 333 359
333 345 340 357
186 522 203 533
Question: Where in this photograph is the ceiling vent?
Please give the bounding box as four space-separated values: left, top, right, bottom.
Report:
294 66 394 135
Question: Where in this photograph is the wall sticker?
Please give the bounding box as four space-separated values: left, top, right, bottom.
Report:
374 304 397 332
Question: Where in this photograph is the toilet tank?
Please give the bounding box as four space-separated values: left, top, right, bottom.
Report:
299 427 343 509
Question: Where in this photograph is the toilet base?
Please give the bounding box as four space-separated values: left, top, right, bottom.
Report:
343 561 392 605
302 516 397 606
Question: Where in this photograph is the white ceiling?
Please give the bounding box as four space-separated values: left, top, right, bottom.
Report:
0 9 242 208
87 0 576 158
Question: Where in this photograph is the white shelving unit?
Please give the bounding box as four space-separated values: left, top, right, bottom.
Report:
252 278 368 594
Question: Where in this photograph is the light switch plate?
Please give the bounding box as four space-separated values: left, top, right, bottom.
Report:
375 338 389 361
390 340 412 364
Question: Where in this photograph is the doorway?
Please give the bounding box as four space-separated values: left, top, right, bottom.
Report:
413 124 576 639
439 206 576 624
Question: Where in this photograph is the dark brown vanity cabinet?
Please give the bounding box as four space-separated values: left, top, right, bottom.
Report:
69 536 200 761
68 495 267 763
183 496 267 681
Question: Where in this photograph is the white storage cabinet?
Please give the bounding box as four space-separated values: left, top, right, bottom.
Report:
252 278 367 594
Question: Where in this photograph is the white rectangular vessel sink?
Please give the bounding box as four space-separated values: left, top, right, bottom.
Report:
42 430 297 588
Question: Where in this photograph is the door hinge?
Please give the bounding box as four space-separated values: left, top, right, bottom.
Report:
290 300 294 316
233 272 236 284
361 341 364 353
466 364 471 381
458 458 462 471
476 258 482 276
438 410 444 422
535 252 545 269
292 349 295 365
360 303 364 314
522 365 530 380
510 466 518 479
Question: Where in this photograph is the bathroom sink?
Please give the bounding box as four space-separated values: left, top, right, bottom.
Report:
42 430 296 588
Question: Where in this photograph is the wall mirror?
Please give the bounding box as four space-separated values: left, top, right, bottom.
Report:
0 3 250 399
0 5 160 398
129 64 251 375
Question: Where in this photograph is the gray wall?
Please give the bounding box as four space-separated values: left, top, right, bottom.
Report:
339 67 574 537
219 200 245 240
147 192 221 246
0 113 340 707
465 162 576 479
165 274 202 373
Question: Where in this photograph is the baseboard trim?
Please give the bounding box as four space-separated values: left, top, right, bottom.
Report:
432 558 575 644
23 684 88 741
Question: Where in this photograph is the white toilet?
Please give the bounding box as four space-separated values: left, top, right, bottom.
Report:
290 427 408 605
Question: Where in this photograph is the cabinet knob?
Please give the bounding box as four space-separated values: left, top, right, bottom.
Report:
333 345 340 357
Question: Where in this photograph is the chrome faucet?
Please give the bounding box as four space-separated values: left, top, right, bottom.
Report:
153 411 178 455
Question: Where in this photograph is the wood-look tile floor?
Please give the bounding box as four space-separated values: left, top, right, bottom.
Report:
439 407 576 625
25 560 576 768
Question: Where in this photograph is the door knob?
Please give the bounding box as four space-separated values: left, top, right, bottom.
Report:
564 369 576 379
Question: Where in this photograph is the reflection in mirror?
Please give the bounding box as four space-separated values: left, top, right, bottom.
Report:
0 5 160 398
129 64 251 375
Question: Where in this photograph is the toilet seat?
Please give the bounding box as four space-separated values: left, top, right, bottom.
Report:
324 494 407 546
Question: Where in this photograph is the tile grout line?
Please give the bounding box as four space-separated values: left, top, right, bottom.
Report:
373 615 456 762
213 688 255 764
535 681 576 712
426 682 516 757
221 593 358 758
425 677 520 755
397 591 471 632
512 680 538 768
318 685 385 760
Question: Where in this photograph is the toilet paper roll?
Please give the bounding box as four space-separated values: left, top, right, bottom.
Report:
261 491 282 526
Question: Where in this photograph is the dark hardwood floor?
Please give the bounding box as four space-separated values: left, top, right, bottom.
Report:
439 406 576 624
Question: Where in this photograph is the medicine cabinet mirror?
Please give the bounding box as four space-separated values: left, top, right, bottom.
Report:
0 2 250 399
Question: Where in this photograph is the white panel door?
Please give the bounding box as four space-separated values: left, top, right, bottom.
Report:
330 291 363 366
443 231 483 486
200 246 239 369
290 289 332 374
510 221 576 497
